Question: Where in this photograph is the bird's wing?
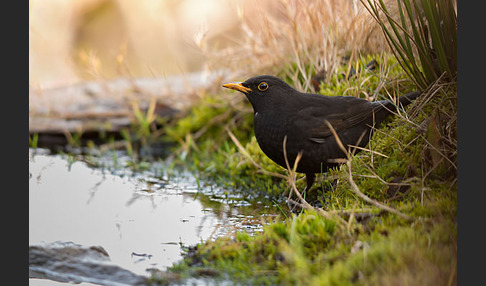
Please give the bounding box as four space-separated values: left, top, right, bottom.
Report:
293 96 380 143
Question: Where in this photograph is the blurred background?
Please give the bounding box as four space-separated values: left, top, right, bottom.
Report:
29 0 391 138
29 0 386 90
29 0 248 89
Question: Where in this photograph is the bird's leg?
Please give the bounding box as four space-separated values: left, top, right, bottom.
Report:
303 173 316 198
288 173 315 213
329 178 337 192
321 177 338 193
314 177 338 209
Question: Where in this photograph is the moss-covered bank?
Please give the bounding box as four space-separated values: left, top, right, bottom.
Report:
154 55 457 285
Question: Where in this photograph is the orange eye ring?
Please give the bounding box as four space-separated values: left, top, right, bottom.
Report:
258 82 269 91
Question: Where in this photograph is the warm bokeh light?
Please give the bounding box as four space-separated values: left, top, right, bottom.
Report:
29 0 246 89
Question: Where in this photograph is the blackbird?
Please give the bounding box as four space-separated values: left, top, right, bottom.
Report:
222 75 419 193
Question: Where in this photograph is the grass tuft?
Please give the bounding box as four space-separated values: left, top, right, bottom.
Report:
361 0 457 89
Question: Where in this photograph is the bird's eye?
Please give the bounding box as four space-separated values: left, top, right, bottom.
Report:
258 82 269 91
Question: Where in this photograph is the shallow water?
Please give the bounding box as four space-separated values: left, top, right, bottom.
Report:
29 148 274 285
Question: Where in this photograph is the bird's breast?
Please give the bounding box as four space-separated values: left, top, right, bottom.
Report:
254 112 287 150
252 111 344 173
253 112 302 168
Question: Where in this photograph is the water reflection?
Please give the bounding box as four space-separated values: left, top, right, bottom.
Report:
29 149 230 277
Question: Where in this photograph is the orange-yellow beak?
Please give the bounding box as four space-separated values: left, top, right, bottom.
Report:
222 82 252 94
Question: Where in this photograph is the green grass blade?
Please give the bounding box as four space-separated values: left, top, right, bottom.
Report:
361 0 456 88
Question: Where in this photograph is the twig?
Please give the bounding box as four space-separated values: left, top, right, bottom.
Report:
345 160 412 220
286 197 347 226
347 144 389 158
324 120 413 220
347 203 358 233
328 208 374 214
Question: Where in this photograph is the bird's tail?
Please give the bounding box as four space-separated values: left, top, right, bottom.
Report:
397 91 421 107
373 91 420 126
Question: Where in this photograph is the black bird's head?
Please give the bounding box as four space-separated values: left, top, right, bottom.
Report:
222 75 296 113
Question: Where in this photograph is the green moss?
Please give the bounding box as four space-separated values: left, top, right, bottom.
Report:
170 197 456 285
169 183 456 284
318 54 416 99
170 210 349 285
315 220 456 286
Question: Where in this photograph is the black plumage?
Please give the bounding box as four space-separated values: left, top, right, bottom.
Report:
223 75 419 193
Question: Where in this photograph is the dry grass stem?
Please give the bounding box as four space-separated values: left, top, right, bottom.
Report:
347 144 389 158
324 120 413 220
345 160 412 220
198 0 387 91
346 203 359 232
328 208 374 215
